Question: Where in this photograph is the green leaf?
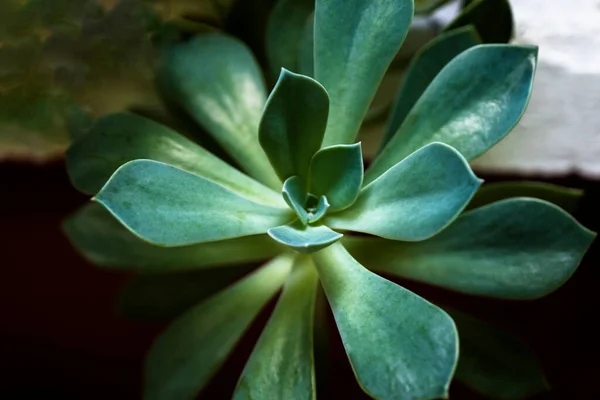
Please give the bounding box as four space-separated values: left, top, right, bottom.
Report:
312 243 458 400
328 143 481 241
234 256 318 400
467 181 583 214
347 198 596 299
259 69 329 183
118 265 254 321
307 195 329 224
448 308 550 400
314 0 414 146
309 143 363 212
298 16 314 77
415 0 453 14
266 0 314 77
66 113 283 207
283 175 309 224
158 32 280 189
95 160 291 247
268 221 343 254
381 26 481 149
446 0 513 44
144 254 293 400
368 44 537 184
63 203 282 272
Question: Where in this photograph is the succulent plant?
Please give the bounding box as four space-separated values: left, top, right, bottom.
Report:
64 0 595 399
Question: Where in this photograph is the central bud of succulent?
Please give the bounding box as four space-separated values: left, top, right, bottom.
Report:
281 175 330 226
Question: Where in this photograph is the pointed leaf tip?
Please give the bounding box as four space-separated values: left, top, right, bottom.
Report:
330 142 482 241
349 198 595 300
309 143 364 212
282 176 309 224
259 69 329 183
313 243 458 400
371 44 538 183
95 159 291 247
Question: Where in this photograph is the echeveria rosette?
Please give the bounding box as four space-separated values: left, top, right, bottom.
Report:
63 1 596 400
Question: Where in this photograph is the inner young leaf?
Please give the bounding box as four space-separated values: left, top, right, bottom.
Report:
282 176 331 226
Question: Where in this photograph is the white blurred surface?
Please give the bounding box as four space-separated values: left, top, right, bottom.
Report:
448 0 600 178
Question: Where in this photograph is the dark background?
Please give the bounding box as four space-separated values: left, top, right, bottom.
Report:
1 161 598 399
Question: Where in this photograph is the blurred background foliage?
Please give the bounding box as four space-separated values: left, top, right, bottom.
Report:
0 0 251 162
0 0 510 163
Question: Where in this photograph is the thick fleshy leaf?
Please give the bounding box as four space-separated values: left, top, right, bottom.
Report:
314 0 414 146
368 44 537 183
307 195 329 223
381 26 481 148
328 143 481 241
118 265 254 320
446 0 513 44
347 198 596 299
467 181 583 214
309 143 363 212
268 221 343 254
66 113 283 206
234 256 318 400
63 203 282 272
95 160 291 247
158 33 280 189
266 0 314 77
283 175 309 224
144 254 293 400
259 69 329 183
312 243 458 400
446 307 550 400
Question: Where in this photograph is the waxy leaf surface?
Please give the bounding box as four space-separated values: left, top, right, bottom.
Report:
63 203 282 272
313 243 458 400
347 198 595 299
369 44 537 184
259 69 329 183
309 143 363 212
95 160 291 247
158 33 279 188
329 143 481 241
234 257 318 400
266 0 315 77
268 221 343 254
144 255 293 400
315 0 414 146
282 175 310 224
66 113 282 206
381 26 481 148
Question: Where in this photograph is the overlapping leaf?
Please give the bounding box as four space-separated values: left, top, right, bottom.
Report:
158 33 279 188
144 255 293 400
346 198 595 299
328 143 481 241
95 160 291 247
369 44 537 183
313 243 458 400
234 256 318 400
315 0 414 146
